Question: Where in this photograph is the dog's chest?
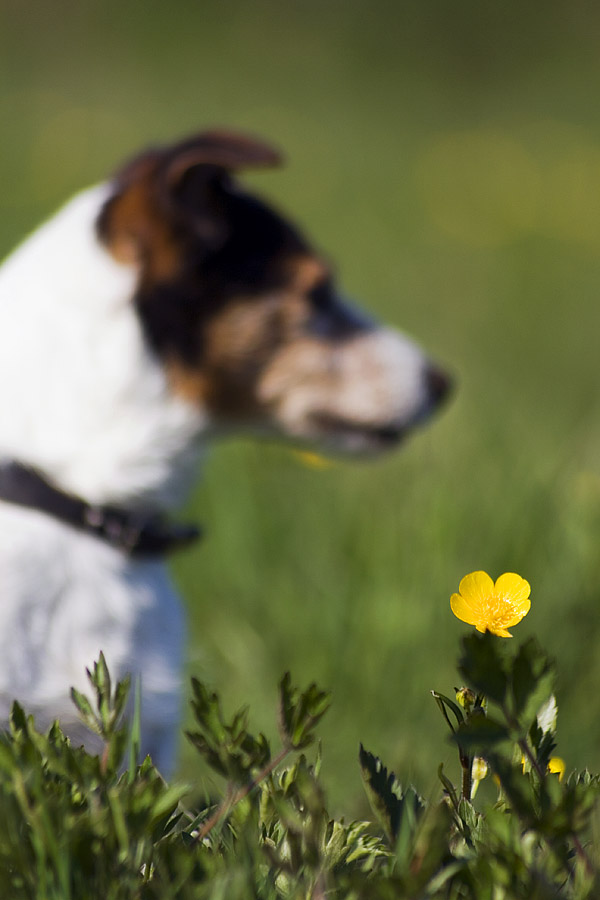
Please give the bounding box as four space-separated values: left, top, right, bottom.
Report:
0 501 185 722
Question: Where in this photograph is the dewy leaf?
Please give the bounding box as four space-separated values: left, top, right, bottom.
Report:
458 632 509 703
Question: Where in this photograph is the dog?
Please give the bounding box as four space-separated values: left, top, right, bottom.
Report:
0 130 451 772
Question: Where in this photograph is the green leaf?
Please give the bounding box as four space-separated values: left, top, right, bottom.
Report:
127 676 142 781
490 756 538 827
278 672 331 750
458 631 509 703
453 714 511 752
406 801 453 890
70 688 98 732
359 744 424 847
113 674 131 722
437 763 459 812
510 638 555 728
9 701 28 735
89 652 112 729
187 677 271 781
431 691 464 733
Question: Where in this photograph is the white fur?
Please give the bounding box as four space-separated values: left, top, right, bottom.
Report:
0 187 204 771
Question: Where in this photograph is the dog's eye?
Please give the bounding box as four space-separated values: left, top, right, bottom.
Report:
307 279 335 310
305 284 370 340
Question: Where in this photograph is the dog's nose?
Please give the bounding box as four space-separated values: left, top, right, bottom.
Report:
424 363 453 408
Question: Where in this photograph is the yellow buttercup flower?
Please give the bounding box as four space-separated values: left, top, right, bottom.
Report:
522 754 565 781
292 450 334 470
450 571 531 638
548 757 565 781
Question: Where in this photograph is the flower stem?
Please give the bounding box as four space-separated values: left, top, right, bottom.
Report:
460 751 472 801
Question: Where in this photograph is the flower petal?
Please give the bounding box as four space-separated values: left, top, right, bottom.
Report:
488 625 513 638
457 571 494 611
496 572 531 625
450 592 479 626
494 573 531 610
503 604 531 628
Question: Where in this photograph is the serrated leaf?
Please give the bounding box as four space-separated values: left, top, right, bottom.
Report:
113 674 131 722
511 638 555 728
278 673 331 750
359 744 403 844
9 701 28 734
70 688 97 726
359 744 424 849
458 632 509 703
187 678 272 782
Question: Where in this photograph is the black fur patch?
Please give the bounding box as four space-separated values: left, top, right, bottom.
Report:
136 182 309 366
97 137 369 374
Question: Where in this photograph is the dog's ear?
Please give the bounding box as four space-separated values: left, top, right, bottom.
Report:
162 130 282 226
164 130 283 188
97 131 283 279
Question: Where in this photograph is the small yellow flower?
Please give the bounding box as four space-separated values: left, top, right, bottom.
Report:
471 756 488 799
292 450 334 470
472 757 488 782
450 571 531 638
548 757 565 781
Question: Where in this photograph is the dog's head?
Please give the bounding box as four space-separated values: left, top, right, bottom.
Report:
97 130 451 455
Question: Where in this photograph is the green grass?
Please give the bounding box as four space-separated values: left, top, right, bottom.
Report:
2 0 600 816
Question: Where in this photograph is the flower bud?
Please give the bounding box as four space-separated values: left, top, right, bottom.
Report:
472 757 488 782
455 687 477 713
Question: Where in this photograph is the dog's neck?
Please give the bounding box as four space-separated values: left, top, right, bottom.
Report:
0 186 206 510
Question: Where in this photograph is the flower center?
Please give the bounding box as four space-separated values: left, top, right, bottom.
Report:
482 591 516 627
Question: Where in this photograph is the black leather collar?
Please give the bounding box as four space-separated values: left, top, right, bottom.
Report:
0 461 201 557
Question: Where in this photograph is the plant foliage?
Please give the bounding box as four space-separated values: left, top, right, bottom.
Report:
0 636 599 898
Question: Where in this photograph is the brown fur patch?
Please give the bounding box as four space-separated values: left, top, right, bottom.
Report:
164 361 207 408
98 130 285 286
286 255 330 293
166 254 331 417
99 177 181 282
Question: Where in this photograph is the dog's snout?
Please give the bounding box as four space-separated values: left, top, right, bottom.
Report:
424 363 453 408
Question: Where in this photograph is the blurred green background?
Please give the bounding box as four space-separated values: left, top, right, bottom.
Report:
2 0 600 813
